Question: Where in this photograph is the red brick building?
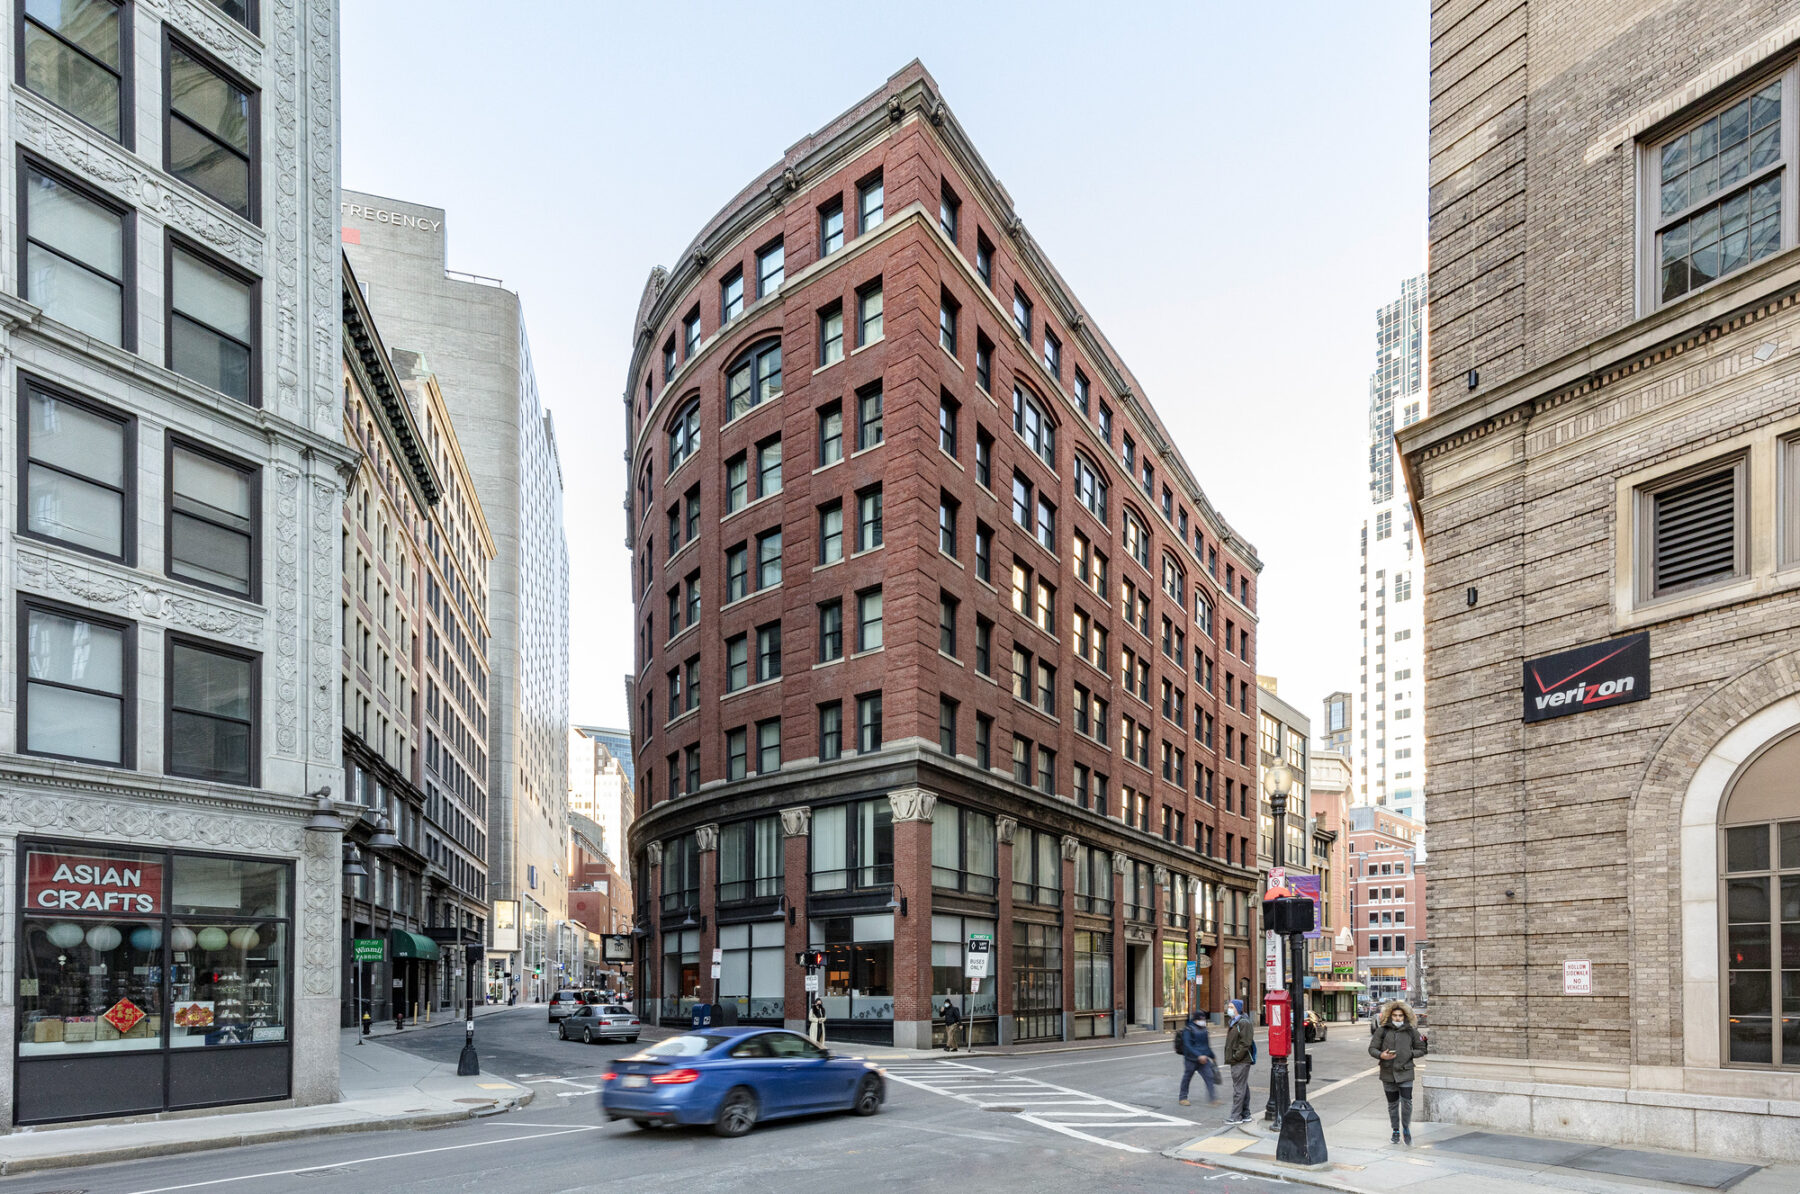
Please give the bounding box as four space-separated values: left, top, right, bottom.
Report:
1347 805 1426 1009
623 62 1264 1046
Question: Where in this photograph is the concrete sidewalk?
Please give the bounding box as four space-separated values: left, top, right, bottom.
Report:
1170 1078 1798 1193
0 1011 534 1177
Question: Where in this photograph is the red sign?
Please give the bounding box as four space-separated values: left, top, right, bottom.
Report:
25 851 163 915
103 999 145 1035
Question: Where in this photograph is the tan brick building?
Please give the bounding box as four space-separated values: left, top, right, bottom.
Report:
1403 0 1800 1159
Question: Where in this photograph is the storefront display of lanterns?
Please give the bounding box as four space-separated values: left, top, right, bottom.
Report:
44 922 84 950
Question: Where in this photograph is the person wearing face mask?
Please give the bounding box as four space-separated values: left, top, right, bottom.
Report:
1368 999 1428 1144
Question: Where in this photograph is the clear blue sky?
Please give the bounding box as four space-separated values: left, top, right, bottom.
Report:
342 1 1428 733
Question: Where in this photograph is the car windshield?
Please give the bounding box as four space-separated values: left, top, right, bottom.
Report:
602 1005 632 1014
644 1033 731 1057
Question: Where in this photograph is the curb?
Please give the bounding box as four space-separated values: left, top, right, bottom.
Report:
1164 1135 1370 1194
0 1087 535 1177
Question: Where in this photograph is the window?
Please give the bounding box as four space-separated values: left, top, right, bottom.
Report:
20 379 132 561
1036 495 1056 550
663 337 677 384
1162 556 1185 606
22 0 127 141
1013 385 1054 464
1074 454 1107 520
726 728 747 780
938 695 958 754
818 401 843 465
939 593 958 656
976 231 994 286
683 657 699 712
1394 571 1411 601
756 528 782 588
1098 402 1113 444
726 454 748 512
939 393 959 457
1073 368 1090 414
165 37 256 220
720 267 745 323
755 622 782 682
167 635 256 785
975 616 992 676
21 159 131 346
939 291 959 356
976 332 993 393
1012 286 1032 340
939 181 960 243
975 714 992 768
683 308 701 358
858 173 884 233
1012 472 1033 530
168 439 257 598
975 427 993 488
21 600 132 765
1043 329 1061 379
1011 734 1032 785
857 486 884 551
819 302 844 366
819 501 844 565
1196 592 1213 636
1376 510 1392 540
756 436 782 498
820 196 845 256
938 494 958 557
717 817 783 903
726 635 748 692
1650 77 1785 305
668 398 701 470
856 588 883 652
1123 510 1150 568
756 239 784 297
725 341 782 420
856 383 884 450
1640 459 1746 598
857 281 883 346
818 702 843 760
818 599 844 661
756 718 781 773
856 691 883 752
725 543 748 601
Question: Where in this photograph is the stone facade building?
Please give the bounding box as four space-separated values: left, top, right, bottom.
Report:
623 62 1265 1047
1403 0 1800 1158
0 0 347 1125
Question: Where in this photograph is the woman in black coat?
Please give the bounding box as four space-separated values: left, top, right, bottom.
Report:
1368 999 1428 1144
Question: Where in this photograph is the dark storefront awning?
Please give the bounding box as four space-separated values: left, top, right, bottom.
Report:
390 929 441 961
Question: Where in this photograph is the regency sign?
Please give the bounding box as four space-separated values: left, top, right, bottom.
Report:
1522 631 1650 724
25 851 163 914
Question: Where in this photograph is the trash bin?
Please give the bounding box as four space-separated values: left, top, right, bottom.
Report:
713 1001 739 1027
690 1003 712 1029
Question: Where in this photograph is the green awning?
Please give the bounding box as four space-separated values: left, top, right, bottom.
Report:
389 929 440 961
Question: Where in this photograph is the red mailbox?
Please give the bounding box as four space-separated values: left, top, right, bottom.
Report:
1265 989 1292 1057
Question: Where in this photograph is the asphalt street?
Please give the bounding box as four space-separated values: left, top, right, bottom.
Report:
0 1008 1374 1193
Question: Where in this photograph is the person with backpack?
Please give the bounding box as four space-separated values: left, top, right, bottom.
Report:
1175 1013 1217 1106
1222 999 1256 1124
1368 999 1428 1144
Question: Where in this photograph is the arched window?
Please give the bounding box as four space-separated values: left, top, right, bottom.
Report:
1720 729 1800 1068
725 339 782 421
667 397 701 470
1012 383 1055 465
1073 453 1107 521
1161 555 1185 607
1195 590 1212 636
1122 507 1149 568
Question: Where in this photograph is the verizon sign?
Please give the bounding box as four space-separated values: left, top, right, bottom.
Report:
1523 632 1650 724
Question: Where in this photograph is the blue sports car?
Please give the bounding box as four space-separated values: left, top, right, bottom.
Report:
600 1027 885 1136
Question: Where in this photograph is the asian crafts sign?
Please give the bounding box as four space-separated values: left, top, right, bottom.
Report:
25 851 163 914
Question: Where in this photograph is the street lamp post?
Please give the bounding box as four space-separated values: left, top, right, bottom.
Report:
1263 761 1294 1126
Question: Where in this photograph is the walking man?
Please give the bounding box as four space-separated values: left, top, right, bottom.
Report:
1176 1013 1217 1106
941 999 963 1052
1369 999 1428 1145
1223 999 1255 1124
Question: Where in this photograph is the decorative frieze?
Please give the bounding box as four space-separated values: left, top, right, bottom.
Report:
995 816 1017 845
695 823 719 852
888 788 937 823
780 807 811 838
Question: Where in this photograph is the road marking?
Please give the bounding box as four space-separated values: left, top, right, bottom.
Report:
1305 1065 1378 1099
555 1087 600 1097
885 1059 1199 1154
123 1126 604 1193
1006 1045 1175 1073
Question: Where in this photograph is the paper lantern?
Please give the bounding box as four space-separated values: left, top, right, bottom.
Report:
196 927 229 951
129 926 163 952
170 926 198 951
229 927 260 950
45 922 84 949
85 925 122 952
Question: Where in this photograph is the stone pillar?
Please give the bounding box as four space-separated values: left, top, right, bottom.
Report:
780 807 810 1034
1060 834 1078 1042
1111 850 1128 1037
1152 865 1169 1031
695 823 719 1008
645 841 664 1021
888 788 936 1049
994 815 1017 1046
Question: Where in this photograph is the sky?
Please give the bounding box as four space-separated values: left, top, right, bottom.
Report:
341 1 1428 735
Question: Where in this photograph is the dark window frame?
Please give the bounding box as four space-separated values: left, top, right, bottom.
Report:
165 431 262 602
18 149 137 349
17 594 137 768
164 630 260 787
16 372 136 565
17 0 133 146
162 31 260 224
165 231 262 407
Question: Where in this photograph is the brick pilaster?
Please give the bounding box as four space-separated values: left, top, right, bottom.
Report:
780 807 811 1033
889 787 936 1049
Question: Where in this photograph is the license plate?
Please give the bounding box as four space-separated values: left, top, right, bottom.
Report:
622 1074 647 1088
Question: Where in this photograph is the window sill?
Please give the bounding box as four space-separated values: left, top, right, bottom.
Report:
812 456 843 476
724 391 783 429
721 676 782 703
851 442 884 460
939 343 964 372
938 447 965 472
668 538 699 569
814 557 843 573
720 490 781 528
938 550 964 570
664 708 700 732
938 650 965 668
812 657 844 671
663 623 699 653
813 357 843 377
849 645 885 661
851 337 883 356
720 584 779 615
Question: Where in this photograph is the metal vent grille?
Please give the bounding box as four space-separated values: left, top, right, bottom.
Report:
1653 467 1738 593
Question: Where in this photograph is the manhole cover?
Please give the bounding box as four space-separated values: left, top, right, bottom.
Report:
454 1097 497 1105
983 1106 1024 1113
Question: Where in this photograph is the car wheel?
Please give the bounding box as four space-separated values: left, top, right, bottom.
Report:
631 1118 656 1130
628 1036 639 1043
714 1087 758 1138
584 1027 594 1044
852 1075 881 1117
558 1025 566 1040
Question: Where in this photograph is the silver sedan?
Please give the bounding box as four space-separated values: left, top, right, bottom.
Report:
558 1003 641 1044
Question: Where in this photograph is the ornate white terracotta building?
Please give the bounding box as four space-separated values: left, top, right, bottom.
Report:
0 0 349 1126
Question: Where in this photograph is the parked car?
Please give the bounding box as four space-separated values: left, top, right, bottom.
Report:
1303 1009 1328 1042
601 1027 885 1137
560 1003 640 1044
548 989 600 1022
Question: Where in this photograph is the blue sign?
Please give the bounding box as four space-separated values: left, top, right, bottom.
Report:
1186 960 1198 981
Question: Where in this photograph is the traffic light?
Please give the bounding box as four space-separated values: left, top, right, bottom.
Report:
794 950 826 969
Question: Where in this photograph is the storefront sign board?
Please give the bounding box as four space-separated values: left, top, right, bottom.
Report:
353 938 385 962
24 851 163 914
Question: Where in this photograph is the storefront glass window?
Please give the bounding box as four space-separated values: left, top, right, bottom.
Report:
660 927 699 1021
717 920 784 1021
1013 921 1062 1041
1161 939 1191 1021
1073 929 1113 1038
931 914 997 1044
810 914 893 1021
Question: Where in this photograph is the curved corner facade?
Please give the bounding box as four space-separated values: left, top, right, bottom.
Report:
622 63 1265 1047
